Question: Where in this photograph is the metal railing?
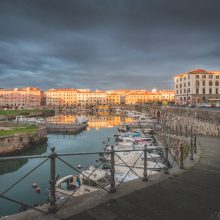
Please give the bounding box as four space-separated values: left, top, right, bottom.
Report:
0 127 197 218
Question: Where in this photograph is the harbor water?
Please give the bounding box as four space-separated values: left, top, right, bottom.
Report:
0 114 132 217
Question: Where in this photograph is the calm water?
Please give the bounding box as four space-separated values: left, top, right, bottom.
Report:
0 114 130 217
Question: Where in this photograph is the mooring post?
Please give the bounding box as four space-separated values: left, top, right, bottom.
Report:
179 143 184 169
190 127 194 160
48 146 57 213
110 145 116 193
164 144 169 174
143 145 148 181
194 132 197 153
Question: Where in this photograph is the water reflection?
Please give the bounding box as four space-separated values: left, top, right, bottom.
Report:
0 143 48 175
0 114 133 216
46 113 134 129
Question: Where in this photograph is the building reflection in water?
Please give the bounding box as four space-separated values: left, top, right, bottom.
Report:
46 113 134 130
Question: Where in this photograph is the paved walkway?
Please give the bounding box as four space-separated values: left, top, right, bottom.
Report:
66 136 220 220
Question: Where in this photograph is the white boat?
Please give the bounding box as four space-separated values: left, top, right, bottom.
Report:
15 116 45 124
56 166 111 197
75 116 89 125
134 115 153 124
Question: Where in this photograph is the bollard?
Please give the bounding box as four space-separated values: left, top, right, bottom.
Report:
48 146 57 213
194 132 197 153
179 143 184 169
164 145 169 174
185 125 187 138
110 145 116 193
143 145 148 181
190 127 194 160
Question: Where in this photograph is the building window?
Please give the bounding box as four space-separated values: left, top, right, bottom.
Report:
202 75 206 79
202 81 205 86
209 81 213 86
216 88 219 94
215 81 219 86
209 75 213 79
188 75 190 79
196 88 199 94
203 88 205 94
196 80 199 86
188 82 190 86
209 88 212 94
196 75 199 79
216 75 219 79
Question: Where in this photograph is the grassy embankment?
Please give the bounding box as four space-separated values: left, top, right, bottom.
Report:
0 125 37 137
0 109 39 116
0 109 54 116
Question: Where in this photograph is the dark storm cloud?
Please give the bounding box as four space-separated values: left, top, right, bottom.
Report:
0 0 220 90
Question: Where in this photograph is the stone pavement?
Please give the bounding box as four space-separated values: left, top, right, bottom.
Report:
66 136 220 220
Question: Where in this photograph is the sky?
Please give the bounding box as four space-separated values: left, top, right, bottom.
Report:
0 0 220 90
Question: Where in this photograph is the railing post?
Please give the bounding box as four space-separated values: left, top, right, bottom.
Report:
110 145 116 193
48 146 57 213
194 132 197 153
143 145 148 181
164 144 169 174
179 143 184 169
190 127 194 160
180 125 182 136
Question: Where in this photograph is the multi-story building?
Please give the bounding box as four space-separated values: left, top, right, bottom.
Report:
45 89 78 106
124 90 175 105
106 93 121 105
125 92 149 104
175 69 220 105
0 87 43 109
76 90 107 106
159 90 175 102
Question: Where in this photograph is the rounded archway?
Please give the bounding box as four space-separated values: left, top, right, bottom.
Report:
156 110 161 118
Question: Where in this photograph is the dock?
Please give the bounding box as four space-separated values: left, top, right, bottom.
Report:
45 123 87 134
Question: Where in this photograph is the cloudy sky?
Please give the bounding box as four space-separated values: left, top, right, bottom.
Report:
0 0 220 90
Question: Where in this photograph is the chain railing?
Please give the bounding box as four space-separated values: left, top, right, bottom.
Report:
0 131 197 217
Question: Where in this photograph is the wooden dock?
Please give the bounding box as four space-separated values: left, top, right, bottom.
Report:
45 123 87 134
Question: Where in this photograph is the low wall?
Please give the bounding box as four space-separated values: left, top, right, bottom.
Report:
0 127 47 156
157 133 190 162
149 107 220 136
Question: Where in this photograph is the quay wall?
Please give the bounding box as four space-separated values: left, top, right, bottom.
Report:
150 107 220 136
156 133 190 161
0 127 47 156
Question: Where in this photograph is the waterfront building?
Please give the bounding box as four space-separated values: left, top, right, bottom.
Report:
45 88 78 106
124 90 175 105
76 90 107 106
0 87 43 109
174 69 220 105
106 93 121 105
